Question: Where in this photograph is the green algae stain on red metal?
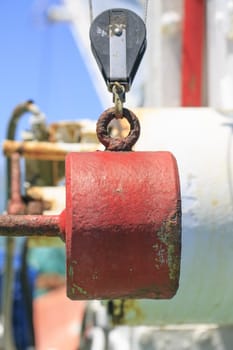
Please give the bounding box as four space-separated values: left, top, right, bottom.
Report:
157 205 181 284
72 283 88 296
69 265 74 278
69 260 89 297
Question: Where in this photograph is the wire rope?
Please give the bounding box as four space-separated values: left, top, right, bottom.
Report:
143 0 149 24
88 0 149 24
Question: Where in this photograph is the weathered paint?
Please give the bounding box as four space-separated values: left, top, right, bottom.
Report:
96 107 140 151
0 148 181 300
156 211 181 282
0 215 62 238
65 151 181 300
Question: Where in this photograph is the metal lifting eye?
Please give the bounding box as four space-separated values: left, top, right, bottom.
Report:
96 107 140 151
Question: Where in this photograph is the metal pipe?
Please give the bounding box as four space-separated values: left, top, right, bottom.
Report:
6 100 42 197
0 215 62 238
3 100 45 350
3 140 99 161
10 154 22 204
7 153 26 215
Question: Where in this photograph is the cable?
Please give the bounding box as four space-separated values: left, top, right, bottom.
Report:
143 0 149 24
89 0 93 23
89 0 149 24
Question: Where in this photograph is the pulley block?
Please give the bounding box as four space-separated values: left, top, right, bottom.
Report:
90 8 146 92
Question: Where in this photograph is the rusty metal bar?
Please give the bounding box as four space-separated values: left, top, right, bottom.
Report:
7 153 26 215
3 140 99 161
0 215 62 237
3 101 46 350
10 153 22 203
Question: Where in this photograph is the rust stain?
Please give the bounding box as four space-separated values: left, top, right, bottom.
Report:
96 107 140 151
156 202 182 282
0 215 61 237
7 153 26 215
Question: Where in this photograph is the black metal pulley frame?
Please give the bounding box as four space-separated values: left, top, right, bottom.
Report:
90 8 147 93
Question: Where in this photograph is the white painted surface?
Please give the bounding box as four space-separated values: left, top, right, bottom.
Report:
108 325 233 350
126 107 233 325
144 0 182 107
80 107 233 349
207 0 233 111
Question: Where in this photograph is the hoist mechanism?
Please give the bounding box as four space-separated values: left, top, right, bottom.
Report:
0 7 181 302
90 8 146 115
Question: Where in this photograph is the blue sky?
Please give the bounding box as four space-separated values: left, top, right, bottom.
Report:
0 0 142 210
0 0 104 210
0 0 102 139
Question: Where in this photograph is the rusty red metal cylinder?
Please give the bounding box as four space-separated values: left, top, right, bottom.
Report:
0 151 181 300
64 151 181 300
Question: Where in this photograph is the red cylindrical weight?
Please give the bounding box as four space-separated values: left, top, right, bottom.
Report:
64 151 181 300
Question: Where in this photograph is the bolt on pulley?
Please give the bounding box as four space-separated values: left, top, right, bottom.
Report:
90 8 146 116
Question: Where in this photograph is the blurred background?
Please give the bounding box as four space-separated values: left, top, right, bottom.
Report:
0 0 147 210
0 0 101 212
2 1 233 349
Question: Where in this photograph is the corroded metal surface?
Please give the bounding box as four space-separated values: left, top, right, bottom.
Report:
156 210 181 283
0 215 62 238
96 107 140 151
0 148 181 301
66 151 181 300
7 153 26 215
